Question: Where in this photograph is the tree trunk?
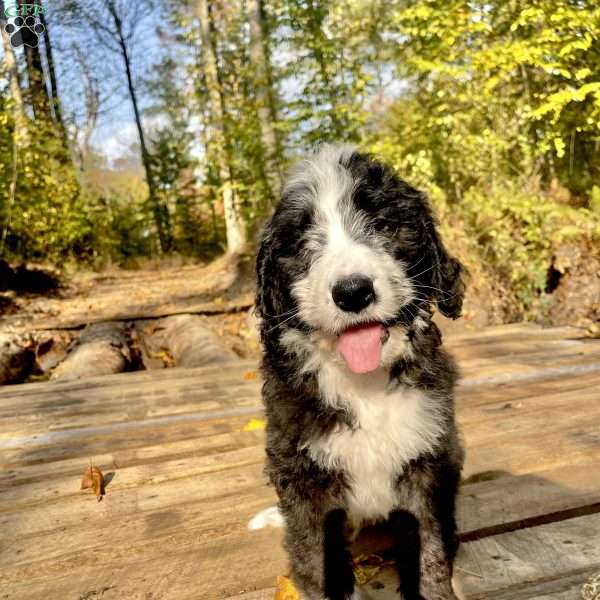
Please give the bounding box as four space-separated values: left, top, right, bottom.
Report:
106 1 172 253
0 3 29 142
247 0 283 201
17 0 51 121
196 0 247 255
38 7 67 137
71 43 99 170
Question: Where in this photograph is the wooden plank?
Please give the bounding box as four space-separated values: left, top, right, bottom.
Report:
3 368 598 477
0 463 270 547
457 513 600 599
1 453 599 591
345 514 600 600
0 351 598 443
0 476 276 567
458 464 600 539
8 500 594 600
0 527 287 600
449 331 594 360
0 430 263 486
443 322 583 343
0 324 599 600
0 413 263 467
462 569 600 600
0 444 265 509
0 359 258 401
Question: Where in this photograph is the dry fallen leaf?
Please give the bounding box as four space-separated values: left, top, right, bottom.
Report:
273 554 390 599
354 564 383 586
274 576 299 600
81 461 105 501
242 418 266 432
149 348 175 367
353 553 392 585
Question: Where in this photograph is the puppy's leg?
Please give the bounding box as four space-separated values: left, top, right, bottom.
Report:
284 506 355 600
388 510 424 600
419 463 461 600
391 465 460 600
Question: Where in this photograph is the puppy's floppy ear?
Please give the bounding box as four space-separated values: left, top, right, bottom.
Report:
255 219 286 320
255 222 274 318
427 221 465 319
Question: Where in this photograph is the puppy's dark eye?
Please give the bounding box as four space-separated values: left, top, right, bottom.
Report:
372 215 395 233
371 206 403 230
297 207 313 231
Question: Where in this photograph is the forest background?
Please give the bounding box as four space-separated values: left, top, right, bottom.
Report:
1 0 599 327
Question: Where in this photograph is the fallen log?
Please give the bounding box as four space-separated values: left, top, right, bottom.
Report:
136 314 238 369
0 333 33 385
34 333 72 374
51 322 131 381
164 315 238 367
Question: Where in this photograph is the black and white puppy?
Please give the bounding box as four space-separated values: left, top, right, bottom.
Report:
255 145 465 600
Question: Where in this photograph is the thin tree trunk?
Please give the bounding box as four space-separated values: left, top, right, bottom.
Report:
38 8 67 137
106 1 172 253
24 46 49 118
17 0 50 121
196 0 247 255
0 6 29 142
72 43 99 170
247 0 283 200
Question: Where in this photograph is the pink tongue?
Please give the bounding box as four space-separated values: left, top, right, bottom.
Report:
337 323 385 374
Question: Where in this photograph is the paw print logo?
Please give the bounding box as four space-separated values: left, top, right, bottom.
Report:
4 16 45 49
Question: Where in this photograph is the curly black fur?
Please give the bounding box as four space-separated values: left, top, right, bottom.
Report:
256 147 465 600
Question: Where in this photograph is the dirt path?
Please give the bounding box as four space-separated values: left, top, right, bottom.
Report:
1 254 254 332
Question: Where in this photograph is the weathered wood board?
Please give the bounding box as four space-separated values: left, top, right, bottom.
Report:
0 323 599 600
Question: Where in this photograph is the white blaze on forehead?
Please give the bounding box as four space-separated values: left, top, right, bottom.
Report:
292 145 377 279
288 146 414 334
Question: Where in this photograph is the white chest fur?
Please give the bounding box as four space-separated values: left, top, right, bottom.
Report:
306 361 446 525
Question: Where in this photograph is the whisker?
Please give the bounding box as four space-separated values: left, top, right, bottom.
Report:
409 292 431 302
406 253 428 273
260 307 299 319
265 310 301 333
407 262 436 279
413 284 459 300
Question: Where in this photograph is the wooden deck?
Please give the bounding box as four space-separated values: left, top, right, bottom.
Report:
1 323 600 600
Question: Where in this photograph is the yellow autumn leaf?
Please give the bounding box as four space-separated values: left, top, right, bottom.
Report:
242 418 266 432
274 576 300 600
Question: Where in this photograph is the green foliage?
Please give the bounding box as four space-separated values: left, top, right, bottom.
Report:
0 112 89 262
281 0 372 147
2 0 599 328
374 0 600 197
80 160 157 263
459 186 600 311
364 0 600 318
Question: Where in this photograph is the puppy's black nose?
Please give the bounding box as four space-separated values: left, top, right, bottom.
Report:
332 276 375 313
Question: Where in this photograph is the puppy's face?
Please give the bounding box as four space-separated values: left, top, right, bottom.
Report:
256 146 463 374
